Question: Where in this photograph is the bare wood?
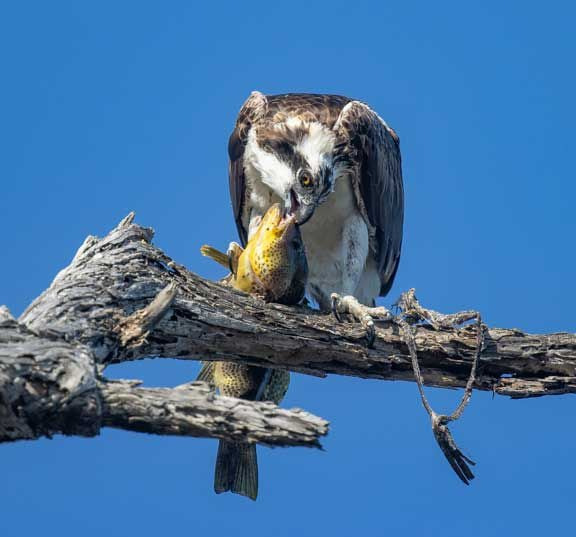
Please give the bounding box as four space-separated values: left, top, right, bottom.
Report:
119 282 178 346
17 214 576 399
0 310 328 445
0 312 100 441
100 380 327 447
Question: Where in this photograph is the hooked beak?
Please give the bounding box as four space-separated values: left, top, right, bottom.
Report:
285 189 316 225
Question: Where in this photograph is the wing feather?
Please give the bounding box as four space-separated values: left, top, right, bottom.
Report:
334 102 404 296
228 91 268 245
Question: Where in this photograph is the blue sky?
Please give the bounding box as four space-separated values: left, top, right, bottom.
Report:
1 1 575 535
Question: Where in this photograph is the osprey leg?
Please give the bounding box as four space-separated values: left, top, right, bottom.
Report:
330 293 393 347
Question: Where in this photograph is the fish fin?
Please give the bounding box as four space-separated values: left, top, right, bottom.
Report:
200 245 230 269
196 362 216 386
214 441 258 501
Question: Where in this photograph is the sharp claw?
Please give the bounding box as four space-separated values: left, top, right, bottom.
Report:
331 294 343 323
364 319 375 348
331 293 379 346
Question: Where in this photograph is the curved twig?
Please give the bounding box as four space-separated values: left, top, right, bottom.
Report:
396 290 484 485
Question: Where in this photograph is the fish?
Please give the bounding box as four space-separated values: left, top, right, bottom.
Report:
198 203 308 500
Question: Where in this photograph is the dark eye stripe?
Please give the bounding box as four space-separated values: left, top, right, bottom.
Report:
260 138 308 174
260 132 336 200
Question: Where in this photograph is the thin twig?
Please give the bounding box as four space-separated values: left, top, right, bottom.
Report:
396 290 484 485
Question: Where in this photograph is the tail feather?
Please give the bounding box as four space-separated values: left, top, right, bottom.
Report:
214 441 258 501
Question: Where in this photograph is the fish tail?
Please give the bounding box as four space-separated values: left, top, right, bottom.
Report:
214 440 258 501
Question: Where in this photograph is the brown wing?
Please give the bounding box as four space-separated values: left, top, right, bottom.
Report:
228 93 353 245
228 91 268 245
333 101 404 296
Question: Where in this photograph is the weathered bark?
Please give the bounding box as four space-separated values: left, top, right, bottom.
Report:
101 380 324 446
18 213 576 399
0 308 100 441
0 303 327 446
2 213 575 448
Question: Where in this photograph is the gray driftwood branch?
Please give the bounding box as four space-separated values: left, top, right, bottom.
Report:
0 306 327 446
20 213 576 398
2 213 575 446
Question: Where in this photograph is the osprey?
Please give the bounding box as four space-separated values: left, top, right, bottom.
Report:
229 92 404 339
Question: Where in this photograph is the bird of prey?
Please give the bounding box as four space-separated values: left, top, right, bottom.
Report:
199 204 308 500
228 92 404 340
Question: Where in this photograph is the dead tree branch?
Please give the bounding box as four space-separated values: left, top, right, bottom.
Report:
17 213 576 399
100 379 324 446
2 213 575 448
0 292 327 446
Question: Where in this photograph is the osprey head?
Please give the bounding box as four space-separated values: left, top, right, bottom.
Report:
245 119 336 225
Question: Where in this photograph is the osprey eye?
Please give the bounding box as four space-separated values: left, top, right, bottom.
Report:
299 171 313 188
